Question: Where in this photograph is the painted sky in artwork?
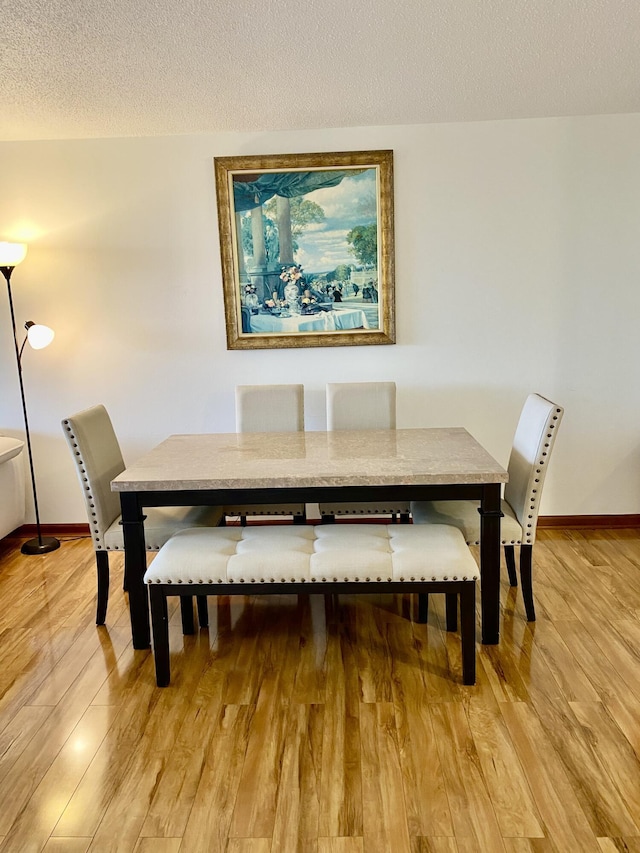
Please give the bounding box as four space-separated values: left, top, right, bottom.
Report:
293 168 378 274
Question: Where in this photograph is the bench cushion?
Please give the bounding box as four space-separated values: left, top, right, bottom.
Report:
144 524 479 586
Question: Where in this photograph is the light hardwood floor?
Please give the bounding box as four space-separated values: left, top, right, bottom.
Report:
0 528 640 852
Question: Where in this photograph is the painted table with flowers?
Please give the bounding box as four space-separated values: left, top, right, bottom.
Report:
249 307 369 333
247 263 368 334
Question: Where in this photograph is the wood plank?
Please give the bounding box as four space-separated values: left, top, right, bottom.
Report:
501 841 555 852
317 840 364 853
225 841 273 853
410 838 459 852
386 620 453 837
42 840 92 853
179 705 255 853
81 628 217 850
430 702 506 852
569 701 640 830
466 701 544 838
0 706 114 852
527 621 600 703
317 619 363 837
0 629 132 836
360 701 411 853
133 840 182 853
500 702 601 851
228 600 300 839
291 594 328 704
0 705 53 777
271 702 324 852
597 840 640 852
352 599 394 703
138 655 226 837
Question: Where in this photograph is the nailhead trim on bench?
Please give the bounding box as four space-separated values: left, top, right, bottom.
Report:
144 524 479 687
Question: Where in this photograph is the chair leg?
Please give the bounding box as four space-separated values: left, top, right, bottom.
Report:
400 513 411 524
445 593 458 632
180 597 195 635
417 593 429 623
460 583 476 685
520 544 536 621
196 595 209 628
150 587 170 687
240 515 248 527
293 512 307 525
321 514 336 524
95 550 109 626
504 545 518 587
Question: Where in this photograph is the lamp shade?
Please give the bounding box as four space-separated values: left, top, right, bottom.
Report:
26 323 55 350
0 242 28 267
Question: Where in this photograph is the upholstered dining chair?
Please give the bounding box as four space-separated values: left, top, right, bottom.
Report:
223 384 307 524
319 381 410 522
411 393 564 621
62 405 223 626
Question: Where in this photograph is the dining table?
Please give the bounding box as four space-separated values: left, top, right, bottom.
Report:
111 427 508 650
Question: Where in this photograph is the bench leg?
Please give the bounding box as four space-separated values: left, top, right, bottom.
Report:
417 593 428 623
505 544 518 587
180 597 195 635
445 593 458 632
150 586 171 687
196 595 209 628
520 544 535 621
95 550 109 626
460 582 476 685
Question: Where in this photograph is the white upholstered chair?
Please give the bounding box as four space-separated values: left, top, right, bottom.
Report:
62 405 223 625
223 384 307 524
319 381 410 522
411 393 564 621
0 436 26 541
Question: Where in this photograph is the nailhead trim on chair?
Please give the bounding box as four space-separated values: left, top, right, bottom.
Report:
63 420 105 549
521 408 562 545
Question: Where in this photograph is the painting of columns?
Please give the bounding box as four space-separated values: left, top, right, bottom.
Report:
214 150 395 350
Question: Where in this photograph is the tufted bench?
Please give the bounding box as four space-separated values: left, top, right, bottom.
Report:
144 523 480 687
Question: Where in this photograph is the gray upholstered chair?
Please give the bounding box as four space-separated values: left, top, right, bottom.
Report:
62 405 223 625
319 381 410 522
412 393 564 621
223 384 307 525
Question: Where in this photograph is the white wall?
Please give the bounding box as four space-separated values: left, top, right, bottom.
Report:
1 114 639 523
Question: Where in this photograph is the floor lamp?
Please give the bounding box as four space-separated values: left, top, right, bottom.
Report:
1 241 60 555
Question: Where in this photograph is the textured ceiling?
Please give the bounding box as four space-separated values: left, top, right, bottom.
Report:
2 0 640 141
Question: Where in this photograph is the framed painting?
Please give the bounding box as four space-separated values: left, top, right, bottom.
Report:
214 150 395 350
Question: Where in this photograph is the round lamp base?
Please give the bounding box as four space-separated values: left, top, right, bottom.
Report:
21 536 61 555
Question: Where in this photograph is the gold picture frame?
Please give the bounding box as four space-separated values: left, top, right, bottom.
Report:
214 150 395 350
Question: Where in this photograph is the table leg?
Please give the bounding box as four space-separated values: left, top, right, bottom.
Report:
120 492 151 649
479 483 502 644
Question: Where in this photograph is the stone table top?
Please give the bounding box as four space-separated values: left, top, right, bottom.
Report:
111 428 508 492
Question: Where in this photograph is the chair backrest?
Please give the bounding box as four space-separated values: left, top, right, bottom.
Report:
326 381 396 430
61 405 125 551
235 384 304 433
504 393 564 545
